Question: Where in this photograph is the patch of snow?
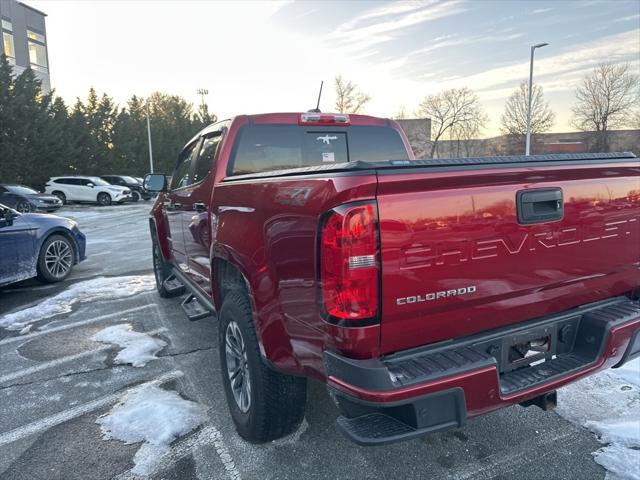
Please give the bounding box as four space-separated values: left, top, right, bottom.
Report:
0 275 155 330
608 358 640 387
557 358 640 480
591 443 640 480
97 385 208 475
19 325 32 335
92 324 166 367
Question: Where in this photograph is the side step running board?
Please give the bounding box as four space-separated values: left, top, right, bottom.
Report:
181 293 213 321
162 275 185 296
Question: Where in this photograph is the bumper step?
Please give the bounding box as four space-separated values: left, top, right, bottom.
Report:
337 413 416 446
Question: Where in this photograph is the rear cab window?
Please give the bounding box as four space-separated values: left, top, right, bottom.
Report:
229 125 408 176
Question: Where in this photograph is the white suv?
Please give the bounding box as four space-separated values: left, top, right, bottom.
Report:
44 176 132 206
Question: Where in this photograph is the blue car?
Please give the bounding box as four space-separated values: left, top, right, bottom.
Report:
0 203 86 287
0 184 63 213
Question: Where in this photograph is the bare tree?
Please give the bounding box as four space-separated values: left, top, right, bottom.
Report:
417 87 487 158
571 63 639 152
394 105 407 120
334 75 371 114
500 82 554 153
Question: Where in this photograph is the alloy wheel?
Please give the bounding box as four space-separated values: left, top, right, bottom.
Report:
225 320 252 413
17 201 32 213
44 239 73 279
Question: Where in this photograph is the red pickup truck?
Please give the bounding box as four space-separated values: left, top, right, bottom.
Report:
144 112 640 446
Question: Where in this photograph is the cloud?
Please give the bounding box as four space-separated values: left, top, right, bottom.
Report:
329 0 467 52
614 13 640 22
531 7 553 14
441 29 639 95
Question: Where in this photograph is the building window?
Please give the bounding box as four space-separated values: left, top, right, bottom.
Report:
27 28 48 73
1 19 15 65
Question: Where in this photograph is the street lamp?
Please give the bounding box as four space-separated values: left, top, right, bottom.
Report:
145 100 154 173
525 42 549 156
197 88 209 108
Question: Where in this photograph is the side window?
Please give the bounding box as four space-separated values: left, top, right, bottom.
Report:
79 179 91 186
171 142 198 190
191 134 222 184
0 186 8 193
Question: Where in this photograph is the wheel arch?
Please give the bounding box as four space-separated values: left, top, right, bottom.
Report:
212 254 301 375
38 228 80 265
148 217 172 263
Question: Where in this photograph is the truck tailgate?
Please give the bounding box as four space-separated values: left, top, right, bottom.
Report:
377 160 640 354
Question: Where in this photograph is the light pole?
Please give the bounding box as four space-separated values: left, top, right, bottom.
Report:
525 42 548 156
145 100 154 173
197 88 208 108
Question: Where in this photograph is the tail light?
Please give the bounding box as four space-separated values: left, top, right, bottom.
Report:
319 201 380 325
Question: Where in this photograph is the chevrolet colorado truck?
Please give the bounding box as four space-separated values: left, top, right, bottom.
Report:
144 112 640 445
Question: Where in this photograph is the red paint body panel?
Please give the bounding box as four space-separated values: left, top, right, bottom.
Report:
150 111 640 426
378 163 640 354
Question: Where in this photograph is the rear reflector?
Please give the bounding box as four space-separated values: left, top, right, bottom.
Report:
300 113 350 125
320 202 379 324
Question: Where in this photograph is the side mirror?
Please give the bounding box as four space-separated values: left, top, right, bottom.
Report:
87 183 95 188
3 209 15 226
144 173 168 193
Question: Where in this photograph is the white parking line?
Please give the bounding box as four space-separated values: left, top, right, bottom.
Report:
0 327 168 385
114 425 241 480
0 370 184 447
0 346 112 384
0 305 153 347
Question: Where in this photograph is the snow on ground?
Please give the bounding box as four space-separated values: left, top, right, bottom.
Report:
97 385 209 475
92 324 167 367
0 275 155 330
557 358 640 480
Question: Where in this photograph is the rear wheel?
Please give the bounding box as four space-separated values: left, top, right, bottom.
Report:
16 200 33 213
219 291 307 443
37 235 75 283
52 191 66 204
97 192 112 206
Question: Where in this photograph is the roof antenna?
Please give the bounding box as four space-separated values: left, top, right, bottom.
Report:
308 80 323 113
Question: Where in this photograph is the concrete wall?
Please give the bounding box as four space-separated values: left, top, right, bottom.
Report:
0 0 50 91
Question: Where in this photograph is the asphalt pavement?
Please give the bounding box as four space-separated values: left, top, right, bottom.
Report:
0 202 607 480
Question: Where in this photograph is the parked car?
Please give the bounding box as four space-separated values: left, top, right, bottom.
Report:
0 184 63 213
44 176 131 206
100 175 151 202
145 112 640 446
0 203 86 287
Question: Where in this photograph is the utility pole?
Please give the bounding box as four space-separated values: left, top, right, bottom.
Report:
197 88 209 108
146 100 154 173
525 42 549 156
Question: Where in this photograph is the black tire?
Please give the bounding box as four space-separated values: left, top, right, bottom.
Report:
16 200 33 213
218 291 307 443
97 192 112 206
131 191 141 202
52 191 66 204
152 241 183 298
36 234 75 283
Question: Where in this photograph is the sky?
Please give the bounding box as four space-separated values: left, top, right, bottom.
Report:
29 0 640 137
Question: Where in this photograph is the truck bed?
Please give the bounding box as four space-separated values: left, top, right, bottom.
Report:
223 151 640 355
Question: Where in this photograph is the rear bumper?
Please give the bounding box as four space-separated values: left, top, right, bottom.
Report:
325 296 640 445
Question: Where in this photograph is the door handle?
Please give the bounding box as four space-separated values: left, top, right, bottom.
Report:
171 202 183 210
516 188 563 224
193 202 207 212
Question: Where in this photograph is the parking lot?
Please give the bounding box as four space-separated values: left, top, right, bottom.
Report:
0 203 636 480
